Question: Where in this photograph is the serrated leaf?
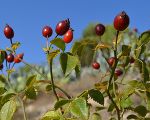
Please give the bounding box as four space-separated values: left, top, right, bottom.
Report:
60 53 79 76
134 45 146 58
50 38 66 52
54 99 72 110
134 105 147 117
142 61 149 82
127 114 138 119
88 89 104 105
47 49 60 63
0 100 16 120
69 98 88 120
11 42 21 51
25 87 37 100
41 110 62 120
138 31 150 46
26 75 37 87
120 98 133 109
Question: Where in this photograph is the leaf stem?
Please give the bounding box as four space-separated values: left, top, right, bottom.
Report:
18 97 27 120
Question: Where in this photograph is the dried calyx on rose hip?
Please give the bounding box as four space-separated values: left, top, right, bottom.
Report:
42 26 53 38
92 62 100 70
130 57 135 64
55 19 70 36
4 24 14 39
14 53 24 63
63 28 74 43
114 11 129 31
95 24 105 36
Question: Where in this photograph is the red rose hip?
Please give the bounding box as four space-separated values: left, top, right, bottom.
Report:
55 19 70 36
92 62 100 70
130 57 135 64
42 26 53 38
107 57 116 67
115 69 123 76
95 24 105 36
114 11 129 31
14 53 24 63
4 24 14 39
63 28 73 43
6 53 14 63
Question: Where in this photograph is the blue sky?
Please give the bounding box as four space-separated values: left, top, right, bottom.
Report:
0 0 149 65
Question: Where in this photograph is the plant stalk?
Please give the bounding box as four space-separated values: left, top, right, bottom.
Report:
107 30 120 120
49 59 59 101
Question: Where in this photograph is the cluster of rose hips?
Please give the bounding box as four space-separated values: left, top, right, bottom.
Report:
0 25 24 71
92 11 135 77
42 19 73 43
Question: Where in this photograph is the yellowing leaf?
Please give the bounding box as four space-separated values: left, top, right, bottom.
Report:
94 43 111 50
47 49 60 62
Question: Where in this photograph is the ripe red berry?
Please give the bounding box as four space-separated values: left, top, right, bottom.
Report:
63 28 73 43
95 24 105 36
0 64 3 70
114 11 129 31
14 53 24 63
6 53 14 63
4 24 14 39
115 69 123 76
55 19 70 36
130 57 135 64
92 62 100 70
107 57 116 67
42 26 53 38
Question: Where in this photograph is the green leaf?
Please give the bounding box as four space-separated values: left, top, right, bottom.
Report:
91 113 102 120
118 45 131 57
25 87 37 100
0 87 6 95
108 103 115 112
0 50 6 65
0 100 16 120
1 93 16 106
45 84 52 91
134 105 147 117
142 61 149 82
127 114 138 119
88 89 104 105
11 42 21 51
120 98 133 109
0 75 7 83
60 53 79 76
138 31 150 46
54 99 72 110
75 65 80 78
70 41 81 54
26 75 37 87
69 98 89 120
41 110 63 120
50 38 66 52
134 45 146 58
47 49 60 63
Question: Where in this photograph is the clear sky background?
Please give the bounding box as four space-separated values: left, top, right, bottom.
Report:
0 0 149 66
